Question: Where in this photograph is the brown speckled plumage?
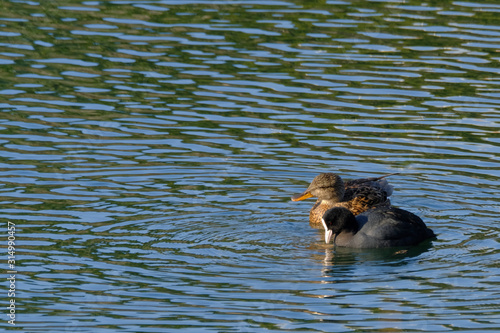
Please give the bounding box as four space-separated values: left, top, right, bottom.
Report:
291 173 396 228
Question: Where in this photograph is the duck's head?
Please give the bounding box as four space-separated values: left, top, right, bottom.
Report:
321 207 357 244
291 173 345 203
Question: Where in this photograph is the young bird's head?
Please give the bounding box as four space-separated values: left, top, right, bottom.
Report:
321 207 357 244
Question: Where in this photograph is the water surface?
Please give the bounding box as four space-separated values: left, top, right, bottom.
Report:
1 0 500 332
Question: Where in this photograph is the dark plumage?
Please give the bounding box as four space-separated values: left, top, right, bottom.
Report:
291 173 396 227
321 206 435 248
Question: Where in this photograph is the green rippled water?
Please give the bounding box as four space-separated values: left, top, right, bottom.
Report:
1 0 500 332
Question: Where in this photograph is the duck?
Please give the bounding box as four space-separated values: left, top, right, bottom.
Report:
291 173 397 227
321 206 435 248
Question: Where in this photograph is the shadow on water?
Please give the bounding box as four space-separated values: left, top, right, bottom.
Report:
322 239 436 270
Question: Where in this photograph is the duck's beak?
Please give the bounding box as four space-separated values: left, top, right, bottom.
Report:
291 191 313 201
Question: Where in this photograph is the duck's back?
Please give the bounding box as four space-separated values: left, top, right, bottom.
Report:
347 207 435 248
344 177 393 202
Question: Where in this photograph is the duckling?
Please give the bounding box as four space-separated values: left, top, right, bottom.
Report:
291 173 396 227
321 206 435 248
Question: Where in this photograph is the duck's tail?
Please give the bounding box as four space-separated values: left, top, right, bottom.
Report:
371 173 399 197
370 172 400 181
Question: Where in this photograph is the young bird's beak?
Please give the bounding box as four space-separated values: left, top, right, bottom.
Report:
324 229 333 244
321 217 333 244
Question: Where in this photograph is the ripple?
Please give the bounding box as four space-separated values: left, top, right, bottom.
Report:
2 0 500 332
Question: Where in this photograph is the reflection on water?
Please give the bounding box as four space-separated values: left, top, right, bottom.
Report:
2 0 500 331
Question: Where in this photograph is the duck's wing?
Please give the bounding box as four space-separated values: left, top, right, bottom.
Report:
341 194 390 216
341 174 395 215
344 173 398 201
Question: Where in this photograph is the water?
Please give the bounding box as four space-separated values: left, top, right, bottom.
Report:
1 0 500 332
